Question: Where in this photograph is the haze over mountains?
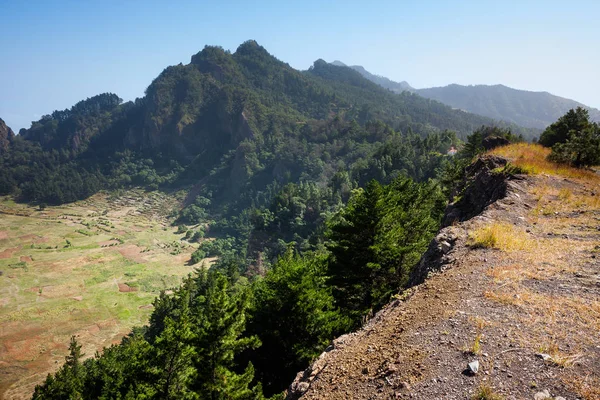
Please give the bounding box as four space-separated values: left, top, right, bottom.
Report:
335 61 600 129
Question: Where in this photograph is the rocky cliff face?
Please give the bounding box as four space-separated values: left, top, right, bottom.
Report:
443 156 514 227
408 155 525 286
0 118 15 154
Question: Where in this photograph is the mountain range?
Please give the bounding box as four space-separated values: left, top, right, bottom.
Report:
0 40 535 208
1 43 530 395
335 61 600 129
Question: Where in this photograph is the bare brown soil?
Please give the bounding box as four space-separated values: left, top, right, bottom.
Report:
19 256 32 263
0 247 19 259
18 234 37 241
291 174 600 400
0 231 8 240
118 245 147 263
118 283 138 292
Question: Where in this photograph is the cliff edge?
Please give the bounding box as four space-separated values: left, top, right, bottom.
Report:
288 148 600 399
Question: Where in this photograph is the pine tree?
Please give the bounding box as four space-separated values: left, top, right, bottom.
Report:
246 249 350 394
189 270 262 400
326 180 382 321
152 290 198 400
326 177 445 324
32 336 85 399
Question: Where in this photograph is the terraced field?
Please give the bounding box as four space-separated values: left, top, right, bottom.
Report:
0 190 203 399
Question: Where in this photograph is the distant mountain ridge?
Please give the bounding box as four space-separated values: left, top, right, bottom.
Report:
416 84 600 129
331 61 414 93
332 61 600 129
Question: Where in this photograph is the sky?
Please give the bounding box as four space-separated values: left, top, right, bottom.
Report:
1 0 599 131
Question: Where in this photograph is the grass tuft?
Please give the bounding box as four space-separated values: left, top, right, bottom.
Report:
469 223 532 251
471 384 504 400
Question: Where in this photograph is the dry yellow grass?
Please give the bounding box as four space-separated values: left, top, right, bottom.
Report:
538 342 585 368
471 384 505 400
566 375 600 400
469 222 533 251
486 264 540 283
476 171 600 400
489 143 600 183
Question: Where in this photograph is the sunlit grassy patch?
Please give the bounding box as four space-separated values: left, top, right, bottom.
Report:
469 222 532 251
538 342 584 368
0 190 198 396
489 143 600 183
530 183 600 216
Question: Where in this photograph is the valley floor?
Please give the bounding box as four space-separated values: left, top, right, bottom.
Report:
290 167 600 399
0 190 201 399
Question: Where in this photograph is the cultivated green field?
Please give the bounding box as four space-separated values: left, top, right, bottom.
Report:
0 190 204 399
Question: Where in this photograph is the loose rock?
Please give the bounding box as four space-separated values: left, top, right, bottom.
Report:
533 389 551 400
535 353 552 361
468 360 479 374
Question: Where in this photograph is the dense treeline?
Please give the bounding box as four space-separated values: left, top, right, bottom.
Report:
32 121 525 398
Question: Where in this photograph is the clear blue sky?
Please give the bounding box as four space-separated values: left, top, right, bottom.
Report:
1 0 599 131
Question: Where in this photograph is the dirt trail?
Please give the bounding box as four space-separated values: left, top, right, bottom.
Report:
290 171 600 399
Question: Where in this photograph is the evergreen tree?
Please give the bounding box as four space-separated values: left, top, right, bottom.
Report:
33 336 85 399
152 291 197 400
548 123 600 167
326 181 382 321
245 249 350 394
539 107 591 147
326 177 445 325
188 270 262 400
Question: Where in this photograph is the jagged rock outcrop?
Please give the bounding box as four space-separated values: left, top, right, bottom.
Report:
0 118 15 154
481 135 510 150
409 155 527 284
443 155 515 226
408 225 465 286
